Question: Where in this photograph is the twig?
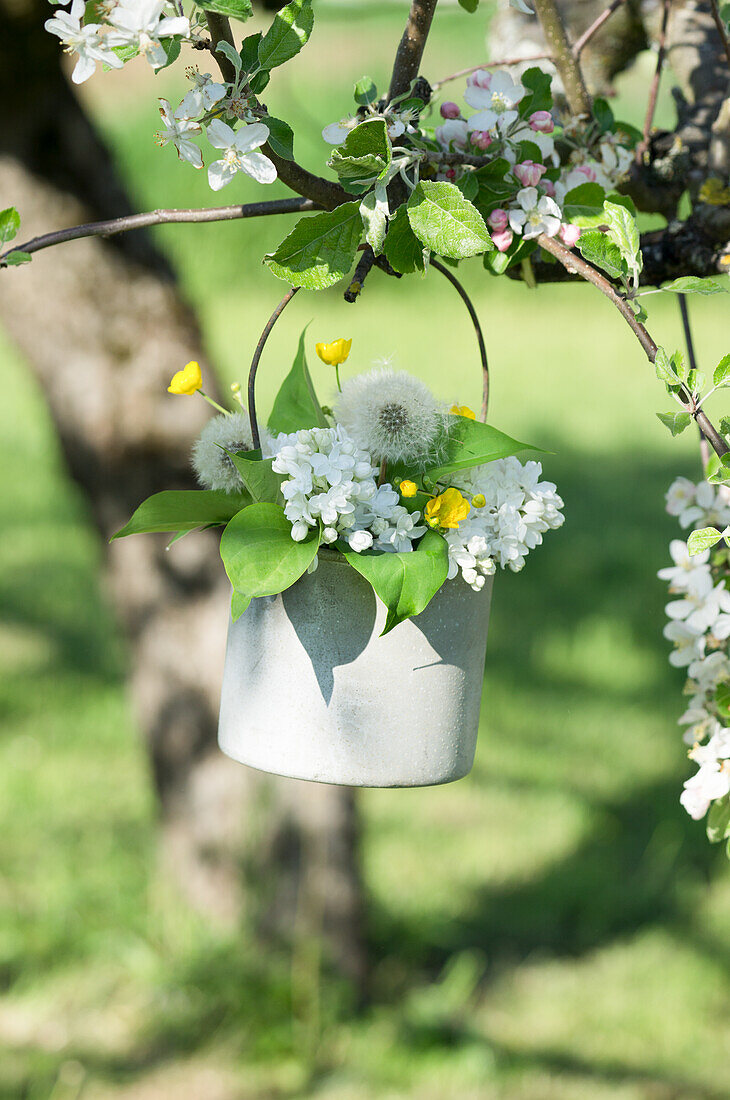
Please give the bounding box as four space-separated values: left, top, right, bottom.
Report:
636 0 671 164
248 287 300 450
0 198 320 266
430 258 490 420
572 0 628 57
344 246 378 303
537 233 729 458
709 0 730 68
678 296 710 470
388 0 439 101
533 0 592 116
431 53 552 91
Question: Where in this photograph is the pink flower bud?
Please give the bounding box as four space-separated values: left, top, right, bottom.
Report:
559 223 581 248
514 160 546 187
529 110 554 134
440 101 461 119
445 168 456 180
470 130 493 150
466 68 491 90
542 179 556 197
487 208 508 230
491 228 513 252
575 164 597 182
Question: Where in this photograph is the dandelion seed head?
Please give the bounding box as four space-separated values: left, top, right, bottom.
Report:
334 369 446 467
192 411 263 493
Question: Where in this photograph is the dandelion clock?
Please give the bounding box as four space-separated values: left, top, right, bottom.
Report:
116 287 564 786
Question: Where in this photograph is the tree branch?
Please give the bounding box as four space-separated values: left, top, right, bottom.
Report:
571 0 628 58
709 0 730 68
388 0 439 101
533 0 592 116
0 198 321 266
431 53 552 92
537 233 729 458
636 0 671 164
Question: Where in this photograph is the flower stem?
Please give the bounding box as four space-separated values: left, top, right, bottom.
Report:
378 458 387 487
199 390 230 416
335 364 342 393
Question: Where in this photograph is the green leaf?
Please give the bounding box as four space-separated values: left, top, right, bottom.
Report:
706 459 730 485
268 326 327 434
455 172 479 202
239 31 261 70
264 201 363 290
340 529 449 635
655 346 681 385
593 97 615 133
0 207 20 246
383 205 425 274
661 276 728 295
4 250 31 266
562 182 607 224
220 502 319 598
231 591 252 622
715 681 730 720
328 118 391 184
407 181 492 260
258 0 313 69
577 229 626 281
458 0 479 11
720 417 730 438
353 76 378 106
707 795 730 844
603 199 641 282
262 115 294 160
228 452 283 504
656 411 691 437
155 34 181 71
714 354 730 387
520 66 552 114
197 0 252 23
687 526 723 554
360 187 388 255
425 416 538 485
112 489 248 539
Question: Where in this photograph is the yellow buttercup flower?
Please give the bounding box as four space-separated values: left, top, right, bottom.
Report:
450 404 476 419
399 480 418 498
168 360 203 395
316 338 352 366
472 493 486 508
425 487 471 529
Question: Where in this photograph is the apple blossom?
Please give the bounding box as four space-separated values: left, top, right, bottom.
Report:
205 120 277 190
440 101 461 119
465 70 526 134
529 110 555 133
508 187 562 240
106 0 189 69
514 160 546 187
487 208 509 230
470 130 493 150
559 223 581 247
491 229 513 252
435 119 469 150
156 98 203 169
44 0 123 84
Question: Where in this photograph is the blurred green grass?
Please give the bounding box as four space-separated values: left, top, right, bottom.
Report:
3 3 730 1097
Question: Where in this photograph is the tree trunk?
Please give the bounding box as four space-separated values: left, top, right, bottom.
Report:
0 0 365 987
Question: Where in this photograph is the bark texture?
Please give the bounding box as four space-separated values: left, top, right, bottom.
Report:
0 0 365 986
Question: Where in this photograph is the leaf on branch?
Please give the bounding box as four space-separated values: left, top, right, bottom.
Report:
383 206 425 274
425 416 540 484
360 186 389 255
714 354 730 388
576 229 625 282
592 98 615 133
407 181 492 260
654 346 681 386
457 0 479 11
340 529 449 635
707 459 730 485
687 526 724 554
603 200 642 284
354 76 378 105
112 489 248 538
268 325 328 434
519 67 552 115
264 202 363 290
262 115 294 160
221 502 320 598
661 276 729 296
197 0 252 23
656 411 691 437
707 794 730 844
328 119 392 184
227 452 283 504
0 207 20 247
4 250 31 266
258 0 313 69
562 182 607 225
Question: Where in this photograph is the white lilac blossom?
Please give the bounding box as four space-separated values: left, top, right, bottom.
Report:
192 411 265 494
205 121 277 190
106 0 189 69
334 369 447 467
269 426 425 552
156 96 203 168
508 186 562 240
464 70 526 134
44 0 123 84
660 476 730 823
445 457 565 589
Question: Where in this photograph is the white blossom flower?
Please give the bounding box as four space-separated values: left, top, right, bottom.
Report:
465 70 526 133
665 477 697 523
663 619 706 667
205 120 276 190
657 539 711 594
156 97 203 168
334 369 447 467
44 0 123 84
681 756 730 820
665 579 730 633
192 411 266 494
509 186 562 240
106 0 189 68
185 67 226 110
435 119 469 150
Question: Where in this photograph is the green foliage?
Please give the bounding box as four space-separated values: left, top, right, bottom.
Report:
220 502 320 598
196 0 252 23
353 75 378 105
425 416 537 485
112 489 248 538
603 199 642 285
239 31 270 90
562 182 607 224
258 0 313 69
687 526 725 555
383 205 425 274
228 452 283 504
654 347 682 387
360 187 388 254
231 590 252 621
457 0 479 11
0 206 20 246
577 229 625 282
264 202 363 289
593 97 615 133
4 250 31 266
519 67 553 115
268 326 327 434
261 116 294 161
715 682 730 722
407 182 492 260
706 795 730 844
714 354 730 388
328 118 391 185
706 458 730 485
661 277 728 296
656 411 691 437
340 529 449 635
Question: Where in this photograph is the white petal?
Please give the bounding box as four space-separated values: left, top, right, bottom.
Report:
71 53 96 83
177 140 203 169
232 122 270 154
467 109 498 132
241 150 277 184
206 119 236 149
157 15 189 37
208 159 236 190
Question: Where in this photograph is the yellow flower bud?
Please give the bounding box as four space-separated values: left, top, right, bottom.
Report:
450 404 476 419
424 487 471 529
168 360 203 396
315 338 353 367
471 493 486 508
399 480 418 498
230 382 241 393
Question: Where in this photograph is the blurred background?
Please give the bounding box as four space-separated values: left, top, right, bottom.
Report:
2 1 730 1097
